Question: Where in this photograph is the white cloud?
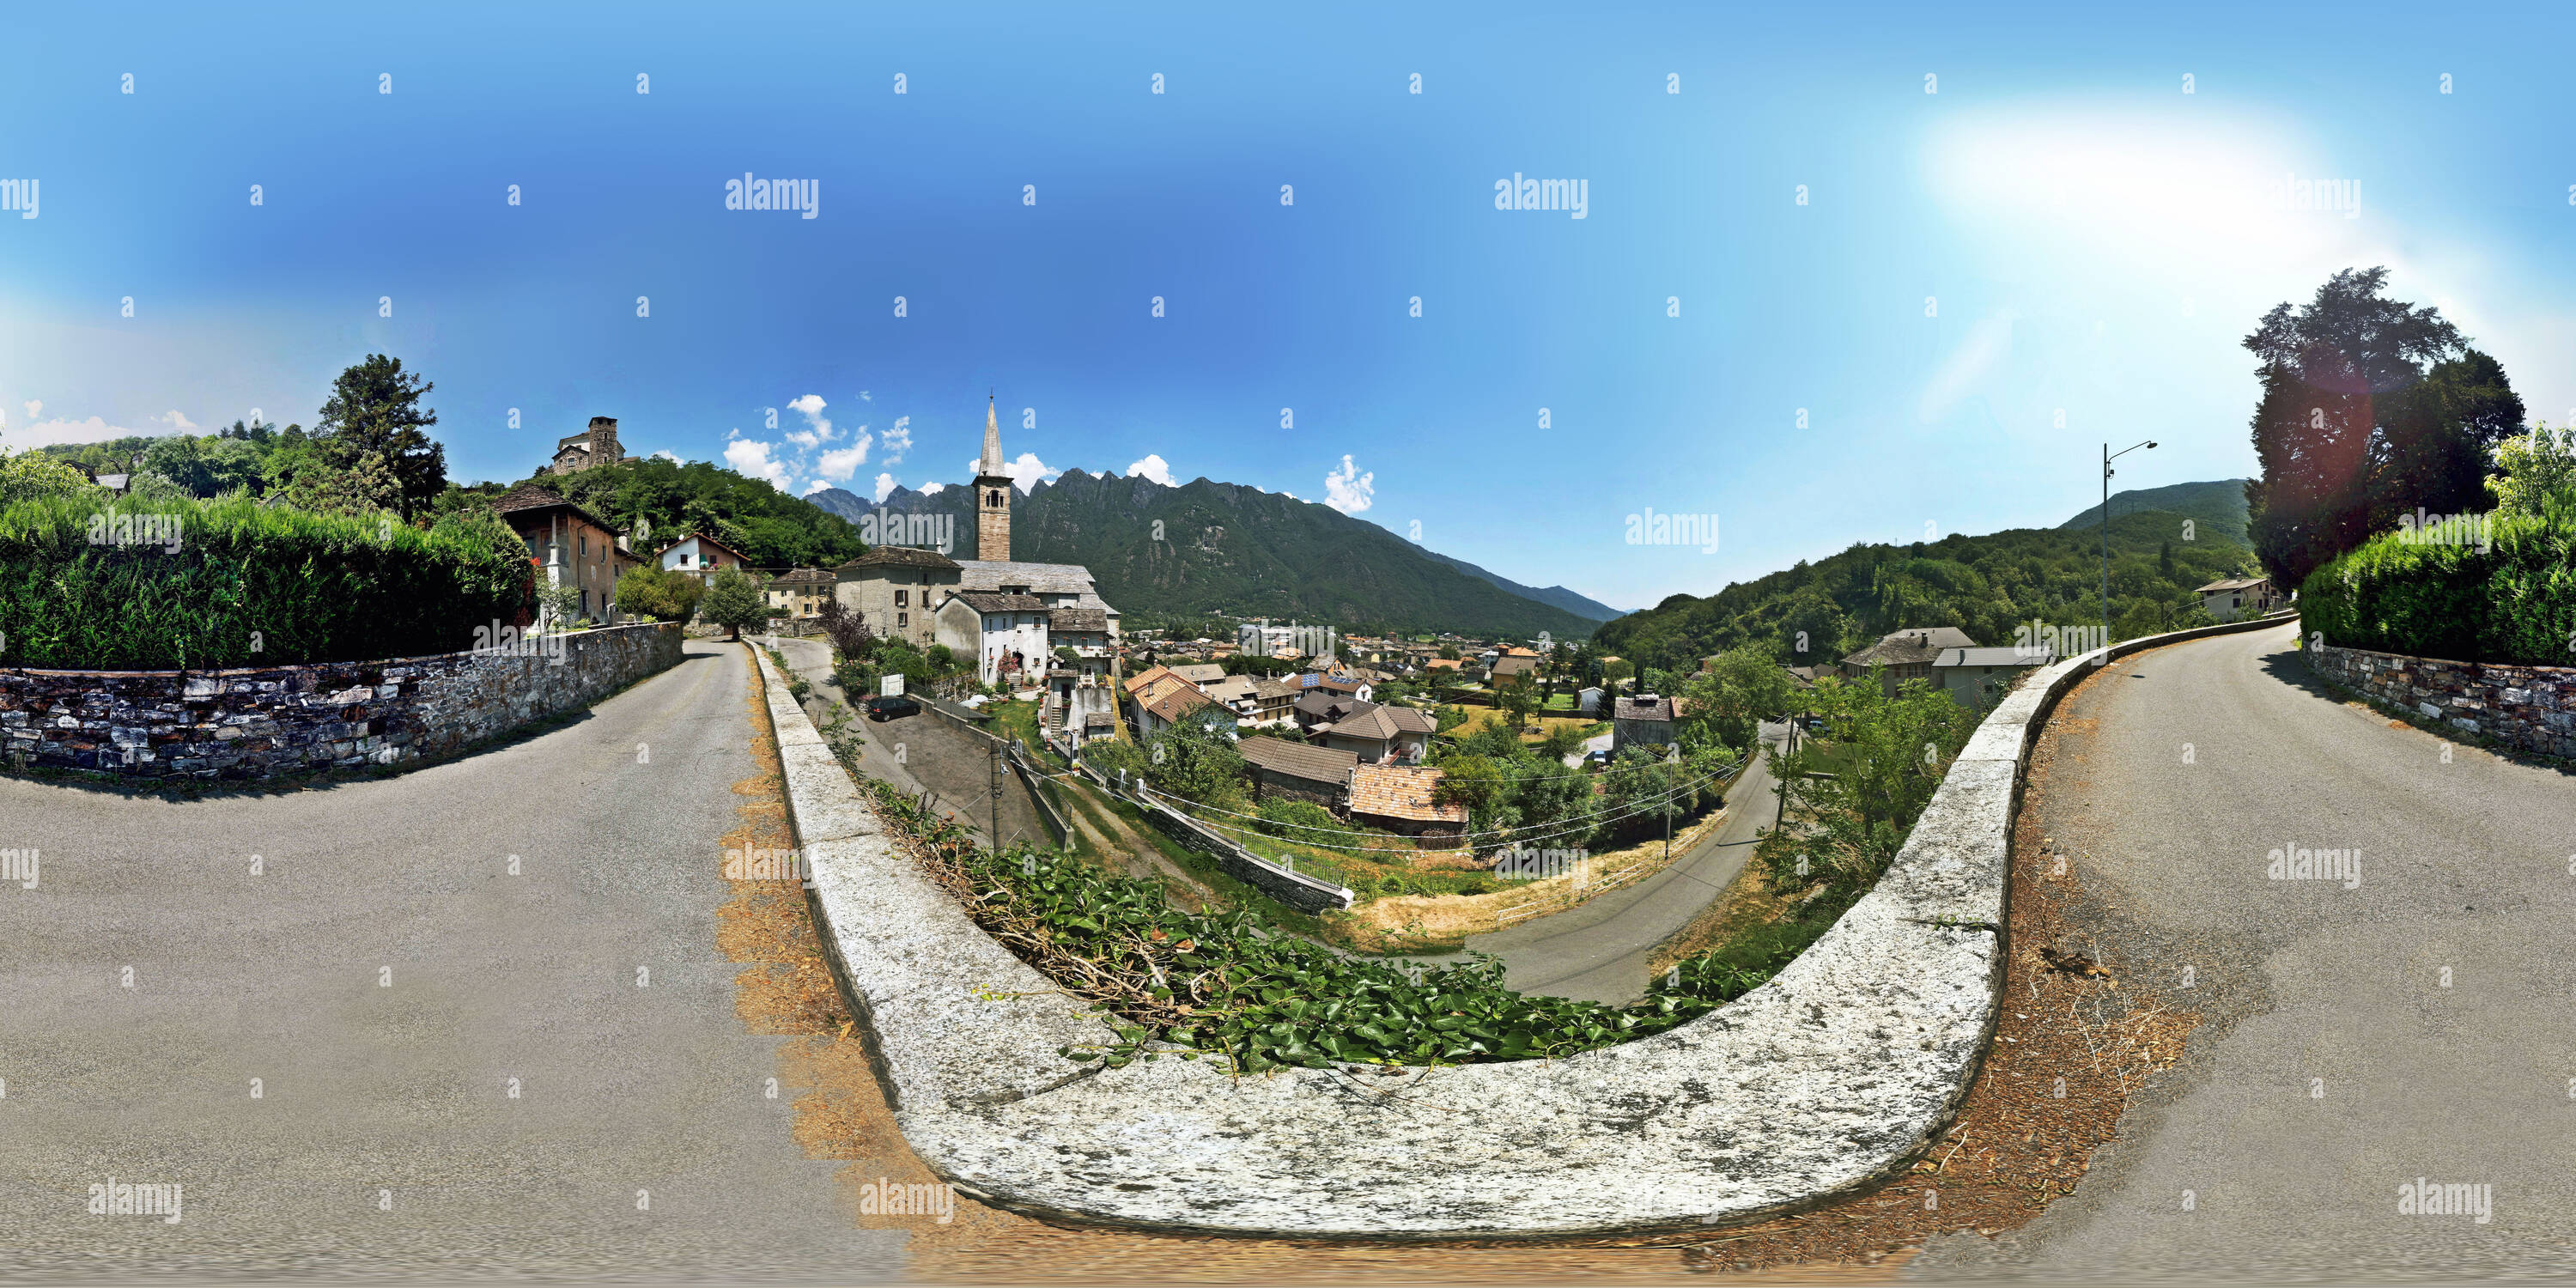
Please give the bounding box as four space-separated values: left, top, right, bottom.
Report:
802 477 833 495
783 394 834 447
816 441 869 483
879 416 911 463
22 400 41 420
724 438 793 491
1323 454 1374 514
872 472 898 502
155 410 197 431
966 452 1060 494
4 415 143 451
1126 453 1176 486
920 481 947 495
652 449 682 463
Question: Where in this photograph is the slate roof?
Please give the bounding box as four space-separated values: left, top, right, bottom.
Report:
951 591 1048 615
1236 736 1358 785
1615 695 1680 722
1325 703 1438 743
490 484 615 535
2196 577 2270 593
1050 606 1109 633
1489 655 1540 680
1170 664 1226 683
1295 692 1369 721
1346 765 1466 824
768 567 835 586
1842 627 1978 670
840 545 962 572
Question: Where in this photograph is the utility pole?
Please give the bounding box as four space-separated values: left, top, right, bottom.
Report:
2102 439 2157 656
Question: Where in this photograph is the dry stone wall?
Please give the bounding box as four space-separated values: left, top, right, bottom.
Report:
0 623 683 781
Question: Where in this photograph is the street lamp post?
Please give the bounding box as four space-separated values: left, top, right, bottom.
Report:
2100 439 2157 657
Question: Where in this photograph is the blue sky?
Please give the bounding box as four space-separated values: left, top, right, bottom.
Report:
5 2 2573 610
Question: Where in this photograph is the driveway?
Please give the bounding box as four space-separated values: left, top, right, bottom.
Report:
1916 622 2576 1279
0 641 901 1280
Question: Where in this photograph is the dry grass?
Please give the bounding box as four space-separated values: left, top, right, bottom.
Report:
1329 806 1731 952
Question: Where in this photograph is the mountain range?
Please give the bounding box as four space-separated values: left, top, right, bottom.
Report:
2057 477 2250 543
805 472 1613 639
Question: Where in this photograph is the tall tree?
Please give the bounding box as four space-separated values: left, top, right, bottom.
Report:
2242 268 2518 591
315 354 447 519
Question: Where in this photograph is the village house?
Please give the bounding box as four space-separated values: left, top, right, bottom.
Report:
1840 627 1978 699
1612 693 1683 757
2196 576 2280 623
765 567 835 618
1346 763 1467 848
655 532 753 586
493 484 641 625
1319 703 1439 765
1292 690 1373 735
832 545 963 649
1933 645 2055 710
936 591 1052 688
1236 736 1358 807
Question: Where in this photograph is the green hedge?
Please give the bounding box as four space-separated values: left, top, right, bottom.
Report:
0 493 532 669
2300 513 2576 666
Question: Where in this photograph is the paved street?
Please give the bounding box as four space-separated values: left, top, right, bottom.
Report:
1414 721 1787 1004
768 635 1042 849
0 641 902 1281
1917 623 2576 1280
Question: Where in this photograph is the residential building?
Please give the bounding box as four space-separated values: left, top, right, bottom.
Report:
550 416 626 476
1577 685 1605 716
1169 663 1227 685
1840 627 1979 699
1488 654 1540 687
1320 704 1438 764
765 567 835 618
1346 764 1467 847
1612 693 1682 757
832 545 963 648
1292 690 1372 735
1134 683 1218 737
1248 677 1303 726
655 532 753 586
493 484 640 624
1237 737 1358 807
2196 576 2280 623
1934 645 2055 710
936 591 1052 687
1049 606 1114 678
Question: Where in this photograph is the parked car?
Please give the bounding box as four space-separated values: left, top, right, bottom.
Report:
865 693 920 721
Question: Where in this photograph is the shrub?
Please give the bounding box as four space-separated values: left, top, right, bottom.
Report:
2300 513 2576 665
0 491 530 669
698 566 768 639
616 564 704 623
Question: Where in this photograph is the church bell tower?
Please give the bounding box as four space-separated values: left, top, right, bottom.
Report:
974 397 1012 562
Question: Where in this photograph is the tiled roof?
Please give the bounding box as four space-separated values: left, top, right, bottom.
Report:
1170 664 1226 683
1050 606 1109 633
1145 686 1214 724
1252 677 1303 701
1124 665 1183 695
1842 628 1976 669
1490 655 1540 677
1295 692 1368 720
1236 736 1358 785
1327 704 1440 742
2197 577 2269 593
651 532 754 567
769 567 835 586
1347 765 1466 823
841 545 962 571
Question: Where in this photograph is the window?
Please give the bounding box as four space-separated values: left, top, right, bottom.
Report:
897 612 908 628
896 589 908 607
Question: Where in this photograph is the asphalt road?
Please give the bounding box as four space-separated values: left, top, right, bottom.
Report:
769 635 1039 850
0 641 902 1281
1917 622 2576 1280
1416 721 1787 1005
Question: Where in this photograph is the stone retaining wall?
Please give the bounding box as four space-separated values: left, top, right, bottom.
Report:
2306 638 2576 760
0 623 683 781
756 617 2286 1238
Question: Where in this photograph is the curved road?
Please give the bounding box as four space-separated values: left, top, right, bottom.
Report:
1414 721 1787 1005
0 642 901 1280
1919 622 2576 1279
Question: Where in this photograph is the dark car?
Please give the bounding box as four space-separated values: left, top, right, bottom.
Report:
864 693 920 721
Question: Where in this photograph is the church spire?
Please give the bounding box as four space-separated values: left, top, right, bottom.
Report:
979 396 1003 476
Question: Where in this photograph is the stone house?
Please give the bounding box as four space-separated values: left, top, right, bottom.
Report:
493 484 641 624
1840 627 1978 699
832 545 963 650
765 567 835 618
1612 693 1683 757
550 416 626 476
936 591 1051 687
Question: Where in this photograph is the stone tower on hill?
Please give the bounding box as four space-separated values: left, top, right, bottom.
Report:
973 397 1012 562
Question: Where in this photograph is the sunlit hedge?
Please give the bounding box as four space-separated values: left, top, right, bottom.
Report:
0 493 532 669
2300 513 2576 666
